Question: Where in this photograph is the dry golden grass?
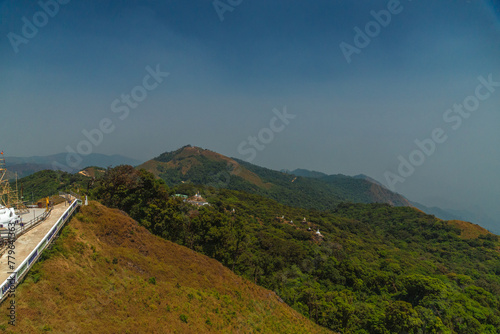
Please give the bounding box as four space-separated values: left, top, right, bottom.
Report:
136 160 165 177
0 202 332 334
231 166 272 190
189 148 272 189
447 220 492 240
138 146 272 189
81 167 106 179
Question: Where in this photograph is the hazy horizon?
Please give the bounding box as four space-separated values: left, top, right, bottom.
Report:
1 0 499 232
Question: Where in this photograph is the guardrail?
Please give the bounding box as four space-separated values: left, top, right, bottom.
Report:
0 199 80 304
0 209 52 241
70 191 81 201
59 191 71 202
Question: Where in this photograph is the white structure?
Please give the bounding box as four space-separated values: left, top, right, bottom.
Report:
0 205 20 228
185 192 210 206
316 229 323 237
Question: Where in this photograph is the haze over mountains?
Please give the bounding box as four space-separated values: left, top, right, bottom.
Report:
4 153 141 179
134 145 496 233
2 0 499 331
137 145 410 209
6 146 497 233
7 147 500 333
285 168 497 234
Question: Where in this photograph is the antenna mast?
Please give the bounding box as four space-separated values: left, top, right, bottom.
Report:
0 153 28 213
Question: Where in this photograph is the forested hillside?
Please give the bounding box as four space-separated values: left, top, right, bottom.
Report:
1 202 329 333
12 170 89 202
138 146 410 211
90 166 500 333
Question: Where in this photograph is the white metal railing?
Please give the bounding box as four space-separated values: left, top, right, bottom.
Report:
70 191 81 201
0 209 52 240
0 199 80 303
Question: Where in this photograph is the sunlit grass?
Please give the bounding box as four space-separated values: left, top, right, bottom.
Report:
0 202 332 333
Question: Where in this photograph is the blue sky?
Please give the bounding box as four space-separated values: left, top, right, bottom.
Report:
1 0 499 232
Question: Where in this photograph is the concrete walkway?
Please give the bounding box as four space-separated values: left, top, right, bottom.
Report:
19 208 47 222
0 202 71 283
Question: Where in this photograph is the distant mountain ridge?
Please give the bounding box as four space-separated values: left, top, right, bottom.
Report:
288 168 328 179
4 153 142 179
137 145 411 211
412 201 498 233
136 146 494 231
288 168 492 230
411 202 463 221
291 169 499 233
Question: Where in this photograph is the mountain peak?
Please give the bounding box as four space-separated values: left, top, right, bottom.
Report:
139 146 270 188
153 146 234 165
139 146 413 209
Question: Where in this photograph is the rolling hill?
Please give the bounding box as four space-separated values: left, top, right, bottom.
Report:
291 171 499 234
0 201 331 333
7 165 500 333
136 145 487 231
90 165 500 333
137 145 411 211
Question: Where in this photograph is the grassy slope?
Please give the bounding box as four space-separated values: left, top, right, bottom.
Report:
138 146 410 210
0 202 332 334
447 220 492 239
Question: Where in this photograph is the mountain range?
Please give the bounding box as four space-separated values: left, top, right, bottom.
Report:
5 146 494 232
137 145 486 228
8 146 500 333
138 145 411 210
88 161 500 333
3 153 142 179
